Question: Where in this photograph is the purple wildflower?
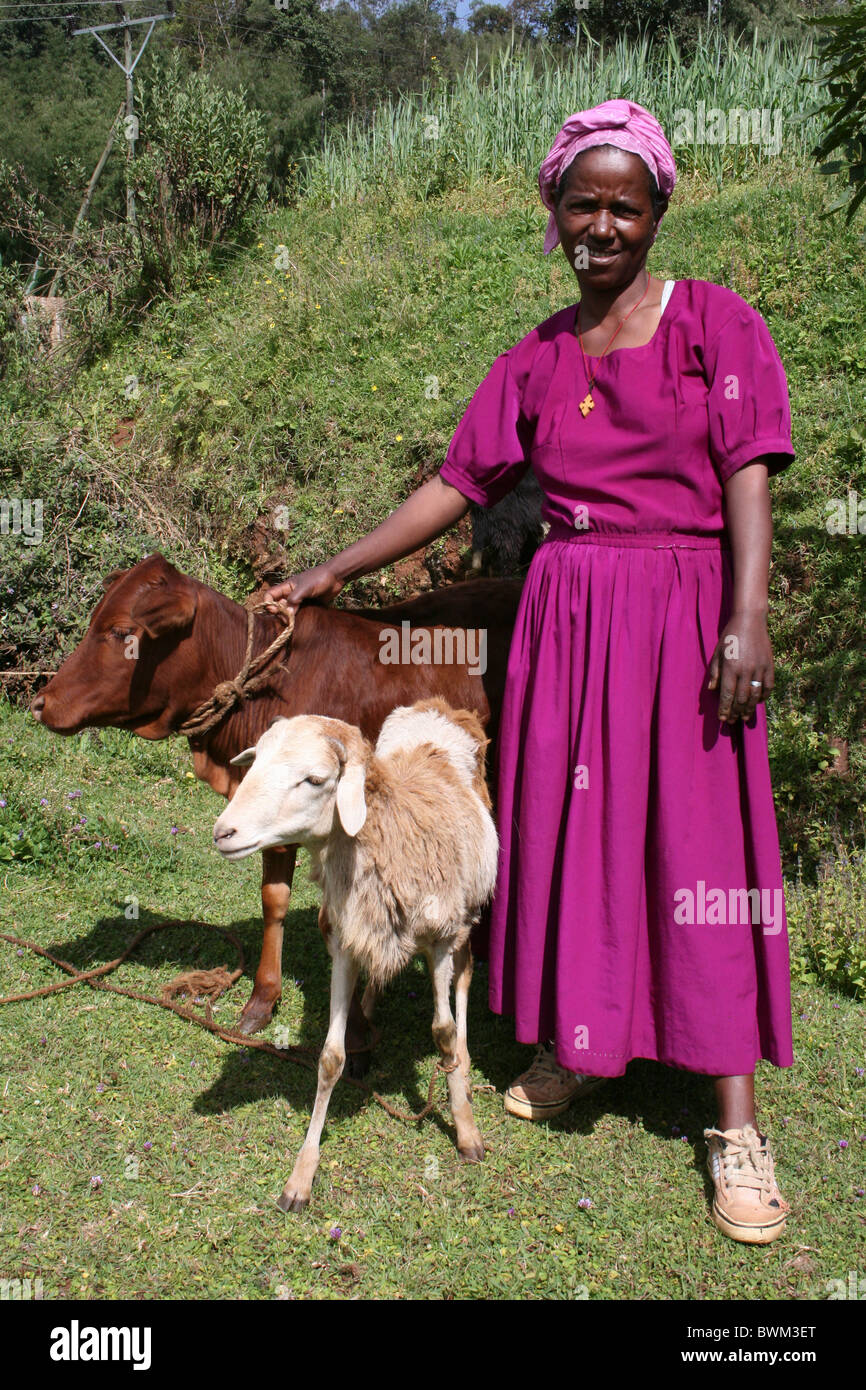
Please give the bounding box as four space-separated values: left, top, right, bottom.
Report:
96 1083 105 1093
40 798 48 806
32 1183 40 1195
329 1226 342 1240
90 1175 103 1189
577 1197 593 1210
143 1141 152 1151
839 1140 849 1150
506 1207 516 1217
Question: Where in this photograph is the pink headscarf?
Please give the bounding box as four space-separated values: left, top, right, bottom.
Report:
538 99 677 254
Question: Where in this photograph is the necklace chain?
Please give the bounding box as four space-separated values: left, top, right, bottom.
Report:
576 272 653 401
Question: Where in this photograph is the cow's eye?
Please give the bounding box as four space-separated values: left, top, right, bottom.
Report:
304 775 326 787
110 628 132 640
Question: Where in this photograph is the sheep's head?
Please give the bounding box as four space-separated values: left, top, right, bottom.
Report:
212 715 370 859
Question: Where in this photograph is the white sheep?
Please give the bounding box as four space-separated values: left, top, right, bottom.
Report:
212 696 499 1212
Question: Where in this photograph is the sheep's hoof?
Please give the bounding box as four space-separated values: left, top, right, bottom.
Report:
276 1187 309 1213
237 996 278 1036
345 1047 372 1080
458 1137 485 1164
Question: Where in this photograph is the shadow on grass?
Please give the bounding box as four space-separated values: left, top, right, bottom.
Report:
45 906 728 1169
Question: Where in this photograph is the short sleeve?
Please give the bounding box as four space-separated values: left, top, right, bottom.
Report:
704 306 795 482
438 352 533 507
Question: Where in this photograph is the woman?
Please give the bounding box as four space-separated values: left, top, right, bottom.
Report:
265 99 795 1245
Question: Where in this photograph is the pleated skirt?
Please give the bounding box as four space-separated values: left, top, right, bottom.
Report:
486 523 794 1078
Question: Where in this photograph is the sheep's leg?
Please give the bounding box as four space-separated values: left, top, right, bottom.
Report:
360 980 378 1023
427 941 484 1164
238 846 296 1035
319 904 375 1079
452 938 473 1098
277 939 358 1213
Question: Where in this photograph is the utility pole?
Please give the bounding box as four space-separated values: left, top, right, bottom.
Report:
72 10 173 227
121 6 135 224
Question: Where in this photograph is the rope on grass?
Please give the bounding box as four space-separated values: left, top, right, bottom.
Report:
0 924 455 1124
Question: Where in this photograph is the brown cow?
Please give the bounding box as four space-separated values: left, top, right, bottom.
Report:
31 554 522 1062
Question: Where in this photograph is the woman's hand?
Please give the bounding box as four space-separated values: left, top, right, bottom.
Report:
262 562 344 615
707 612 774 723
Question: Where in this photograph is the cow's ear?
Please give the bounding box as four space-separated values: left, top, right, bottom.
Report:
130 574 197 638
230 748 256 767
102 567 128 592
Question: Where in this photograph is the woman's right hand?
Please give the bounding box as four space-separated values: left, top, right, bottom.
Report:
262 561 344 614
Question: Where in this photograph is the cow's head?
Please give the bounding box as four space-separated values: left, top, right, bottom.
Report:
31 554 198 738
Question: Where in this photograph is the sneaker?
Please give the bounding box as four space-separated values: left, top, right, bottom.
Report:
704 1123 790 1244
504 1043 606 1120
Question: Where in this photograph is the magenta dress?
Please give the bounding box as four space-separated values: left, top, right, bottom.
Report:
438 278 795 1078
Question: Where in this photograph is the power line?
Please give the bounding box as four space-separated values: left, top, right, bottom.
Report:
0 2 156 8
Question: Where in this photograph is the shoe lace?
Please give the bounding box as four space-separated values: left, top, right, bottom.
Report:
714 1126 778 1201
522 1043 566 1085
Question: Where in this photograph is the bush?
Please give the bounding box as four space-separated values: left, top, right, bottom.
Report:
133 55 268 294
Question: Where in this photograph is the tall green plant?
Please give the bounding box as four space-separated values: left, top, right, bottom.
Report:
805 0 866 223
134 55 268 290
301 26 823 205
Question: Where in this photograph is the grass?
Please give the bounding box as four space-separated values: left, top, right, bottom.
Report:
0 699 864 1300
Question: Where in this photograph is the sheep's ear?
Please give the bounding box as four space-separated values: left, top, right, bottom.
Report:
230 747 256 767
336 759 367 836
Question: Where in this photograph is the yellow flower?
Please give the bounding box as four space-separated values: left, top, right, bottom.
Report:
315 303 320 309
371 384 377 391
395 434 402 441
268 320 275 328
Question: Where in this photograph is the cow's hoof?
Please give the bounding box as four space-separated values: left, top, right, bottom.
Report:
276 1187 309 1214
345 1048 372 1080
458 1137 485 1164
237 998 278 1036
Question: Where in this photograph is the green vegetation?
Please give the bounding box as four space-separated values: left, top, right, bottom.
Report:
1 698 864 1300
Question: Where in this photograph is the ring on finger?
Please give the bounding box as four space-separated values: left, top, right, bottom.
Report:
749 680 762 689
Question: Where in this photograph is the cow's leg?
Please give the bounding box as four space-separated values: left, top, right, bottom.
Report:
319 904 376 1080
426 940 484 1163
238 845 296 1036
277 937 358 1213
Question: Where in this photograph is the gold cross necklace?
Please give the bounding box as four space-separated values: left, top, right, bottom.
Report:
576 272 653 418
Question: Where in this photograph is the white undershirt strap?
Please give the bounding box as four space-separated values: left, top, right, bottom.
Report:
660 278 676 314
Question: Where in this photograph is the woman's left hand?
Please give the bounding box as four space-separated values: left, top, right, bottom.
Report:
707 613 775 724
